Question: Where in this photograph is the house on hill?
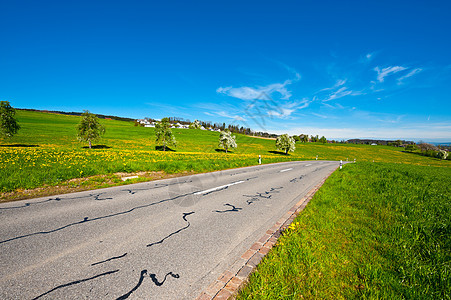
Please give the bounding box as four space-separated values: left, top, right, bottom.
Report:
136 119 155 127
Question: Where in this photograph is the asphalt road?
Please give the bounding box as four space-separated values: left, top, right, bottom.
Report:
0 160 339 299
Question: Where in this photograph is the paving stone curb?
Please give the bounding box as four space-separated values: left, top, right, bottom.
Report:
196 166 338 300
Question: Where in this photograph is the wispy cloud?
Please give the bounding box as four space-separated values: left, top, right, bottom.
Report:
397 68 422 85
374 66 407 82
324 86 354 101
205 111 247 121
318 79 347 92
217 72 300 101
267 100 310 118
322 102 345 109
311 113 328 119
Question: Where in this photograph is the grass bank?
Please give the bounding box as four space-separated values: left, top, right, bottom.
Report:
238 162 450 299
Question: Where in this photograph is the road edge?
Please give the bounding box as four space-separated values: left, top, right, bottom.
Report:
196 166 338 300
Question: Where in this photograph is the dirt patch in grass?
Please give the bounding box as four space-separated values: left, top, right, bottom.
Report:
0 170 196 203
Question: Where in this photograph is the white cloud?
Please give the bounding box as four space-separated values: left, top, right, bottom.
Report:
311 113 328 119
217 72 300 101
266 100 310 119
397 68 422 85
374 66 407 82
318 79 347 92
204 110 247 121
324 86 353 101
267 108 295 118
216 86 262 100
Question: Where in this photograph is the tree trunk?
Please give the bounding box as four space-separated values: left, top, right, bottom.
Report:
89 140 92 149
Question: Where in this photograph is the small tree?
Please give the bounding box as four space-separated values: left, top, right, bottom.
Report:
76 110 106 149
189 120 201 129
218 129 237 153
319 136 327 144
0 101 20 140
276 134 296 154
155 117 177 151
437 150 449 160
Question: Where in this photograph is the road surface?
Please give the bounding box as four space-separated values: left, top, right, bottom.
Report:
0 160 339 299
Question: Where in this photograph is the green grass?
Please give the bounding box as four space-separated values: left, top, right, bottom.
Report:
237 162 451 299
0 109 448 194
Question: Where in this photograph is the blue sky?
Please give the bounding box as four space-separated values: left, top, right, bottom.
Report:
1 0 450 142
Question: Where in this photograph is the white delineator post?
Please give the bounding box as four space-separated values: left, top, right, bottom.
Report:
258 155 261 165
340 160 343 170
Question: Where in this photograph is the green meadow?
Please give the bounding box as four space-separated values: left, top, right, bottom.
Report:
238 163 450 299
0 109 448 197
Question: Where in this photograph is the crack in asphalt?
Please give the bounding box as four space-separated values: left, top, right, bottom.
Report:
147 212 195 247
91 253 128 266
31 269 120 300
213 203 242 213
116 270 180 299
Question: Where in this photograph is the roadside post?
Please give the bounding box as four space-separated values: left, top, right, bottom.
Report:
340 160 342 170
316 155 318 160
258 155 261 165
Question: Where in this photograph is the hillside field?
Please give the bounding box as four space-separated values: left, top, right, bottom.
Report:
0 109 448 200
1 110 450 298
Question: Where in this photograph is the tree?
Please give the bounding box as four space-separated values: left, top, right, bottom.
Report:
405 144 418 152
76 110 105 149
418 143 437 152
0 101 20 140
319 136 327 144
189 119 201 129
311 135 319 142
276 134 296 154
155 117 177 151
299 134 309 143
218 129 237 153
293 135 301 142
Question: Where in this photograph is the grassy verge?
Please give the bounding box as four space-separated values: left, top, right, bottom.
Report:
238 162 451 299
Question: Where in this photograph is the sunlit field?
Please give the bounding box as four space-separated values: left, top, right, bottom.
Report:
1 110 448 196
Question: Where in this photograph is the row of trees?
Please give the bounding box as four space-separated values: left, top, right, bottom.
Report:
292 134 327 143
155 118 238 153
136 117 296 155
412 142 450 160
